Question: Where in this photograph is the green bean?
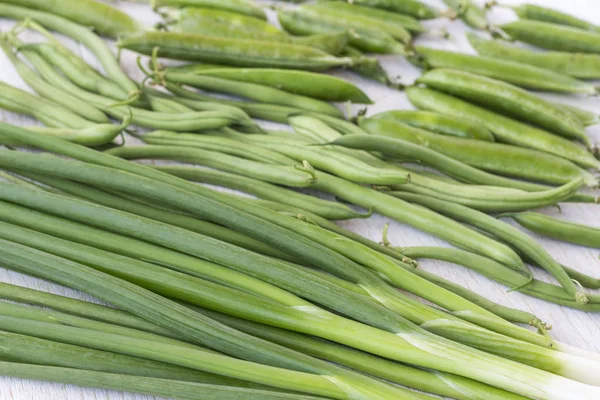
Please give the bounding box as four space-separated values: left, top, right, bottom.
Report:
277 10 406 54
405 86 600 169
15 171 294 262
289 115 345 143
327 134 589 194
22 42 130 102
443 0 488 30
417 68 590 146
0 330 274 390
1 0 143 37
468 32 600 80
499 212 600 249
359 114 599 187
139 131 293 164
412 46 598 94
163 67 371 103
313 1 426 33
105 145 316 187
0 361 314 400
300 4 413 43
325 0 438 19
370 109 495 141
504 3 600 32
153 165 369 221
152 0 267 20
500 20 600 54
118 32 353 71
0 41 109 124
164 7 278 34
302 112 368 136
0 82 94 129
0 4 138 96
201 309 530 400
557 103 600 127
391 192 586 303
340 46 396 86
160 72 344 117
0 282 179 337
291 32 350 55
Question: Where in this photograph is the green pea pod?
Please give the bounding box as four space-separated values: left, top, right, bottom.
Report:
341 46 396 86
508 4 600 32
312 1 426 33
369 110 495 141
499 212 600 249
443 0 488 30
468 33 600 80
300 4 413 43
152 0 267 20
417 69 590 146
500 20 600 54
105 145 317 188
556 103 600 127
359 113 599 187
162 72 344 117
325 0 438 19
118 31 353 71
405 85 600 169
164 67 370 103
167 7 279 34
0 0 143 37
277 10 406 54
0 82 95 129
412 46 598 94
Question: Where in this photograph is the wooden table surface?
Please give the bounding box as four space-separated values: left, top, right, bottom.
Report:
1 0 599 399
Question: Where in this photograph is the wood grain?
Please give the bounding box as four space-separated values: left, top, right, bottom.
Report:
1 0 599 399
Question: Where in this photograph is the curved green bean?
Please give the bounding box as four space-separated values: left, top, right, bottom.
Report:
105 145 317 188
507 3 600 32
499 212 600 249
154 164 370 221
152 0 267 20
468 33 600 80
0 4 137 96
1 0 143 37
277 10 406 54
405 86 600 169
118 32 353 71
500 20 600 54
300 4 412 43
417 68 590 146
370 109 495 141
392 192 586 303
412 46 598 94
161 72 344 117
16 119 128 147
164 67 371 103
0 82 94 129
325 0 438 19
360 113 599 187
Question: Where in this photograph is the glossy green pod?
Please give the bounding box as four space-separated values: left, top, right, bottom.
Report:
152 0 266 20
325 0 438 19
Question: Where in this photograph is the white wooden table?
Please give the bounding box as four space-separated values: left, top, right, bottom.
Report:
1 1 599 399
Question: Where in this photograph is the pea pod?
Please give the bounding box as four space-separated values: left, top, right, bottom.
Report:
500 212 600 249
443 0 488 30
163 67 371 103
405 86 600 169
300 4 413 43
359 114 599 187
340 46 395 86
312 1 426 33
468 33 600 80
105 145 317 188
160 72 344 117
370 110 495 141
0 0 143 37
412 46 598 94
164 7 279 35
417 69 590 146
500 20 600 54
0 82 94 129
152 0 267 20
277 10 406 54
505 4 600 32
325 0 438 19
558 103 600 127
118 31 353 71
